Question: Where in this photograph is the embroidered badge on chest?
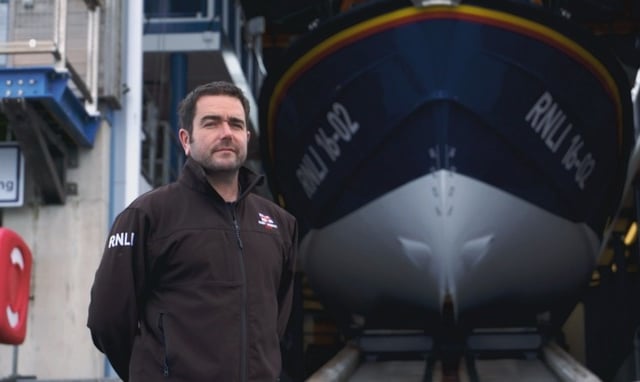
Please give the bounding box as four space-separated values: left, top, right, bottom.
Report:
258 213 278 229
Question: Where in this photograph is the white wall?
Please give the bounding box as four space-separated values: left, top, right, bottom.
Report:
0 120 111 379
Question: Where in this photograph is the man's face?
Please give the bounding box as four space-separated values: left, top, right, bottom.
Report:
180 94 250 174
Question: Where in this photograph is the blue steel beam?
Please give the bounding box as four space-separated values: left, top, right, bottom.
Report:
0 66 100 147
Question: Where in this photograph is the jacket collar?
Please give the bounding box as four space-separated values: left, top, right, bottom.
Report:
179 157 264 201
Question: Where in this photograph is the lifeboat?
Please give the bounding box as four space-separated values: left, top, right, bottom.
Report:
258 0 634 329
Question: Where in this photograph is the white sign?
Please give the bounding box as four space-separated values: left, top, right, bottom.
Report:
0 143 25 207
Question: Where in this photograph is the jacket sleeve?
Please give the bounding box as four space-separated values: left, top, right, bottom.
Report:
87 207 149 382
276 218 298 338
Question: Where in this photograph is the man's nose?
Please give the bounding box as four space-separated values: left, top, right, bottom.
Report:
219 120 234 135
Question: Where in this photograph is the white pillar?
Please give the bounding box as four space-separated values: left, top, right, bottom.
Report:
112 0 143 216
105 0 144 377
123 0 143 205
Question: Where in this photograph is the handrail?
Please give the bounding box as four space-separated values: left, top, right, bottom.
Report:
0 40 60 59
66 61 92 104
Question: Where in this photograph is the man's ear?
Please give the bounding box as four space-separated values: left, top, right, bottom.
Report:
179 128 191 156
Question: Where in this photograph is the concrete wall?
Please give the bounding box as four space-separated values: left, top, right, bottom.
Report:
0 119 111 379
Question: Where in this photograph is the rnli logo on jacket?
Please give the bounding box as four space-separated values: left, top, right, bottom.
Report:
258 213 278 229
107 232 135 248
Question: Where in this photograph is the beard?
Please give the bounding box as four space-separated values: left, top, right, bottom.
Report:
200 154 243 174
192 142 247 174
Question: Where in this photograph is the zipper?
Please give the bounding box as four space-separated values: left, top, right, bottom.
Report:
229 204 248 382
158 313 170 377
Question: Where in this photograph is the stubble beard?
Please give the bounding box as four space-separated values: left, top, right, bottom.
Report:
189 134 247 174
199 149 246 176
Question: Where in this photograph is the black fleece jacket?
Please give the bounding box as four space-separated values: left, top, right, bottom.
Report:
87 158 298 381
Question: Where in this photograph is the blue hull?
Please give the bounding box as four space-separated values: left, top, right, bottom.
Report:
258 0 633 327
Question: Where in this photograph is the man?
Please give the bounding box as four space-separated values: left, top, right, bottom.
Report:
87 81 298 381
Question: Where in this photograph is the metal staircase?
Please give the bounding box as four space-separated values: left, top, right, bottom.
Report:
140 0 266 187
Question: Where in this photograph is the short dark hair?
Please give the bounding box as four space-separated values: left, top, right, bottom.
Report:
178 81 250 135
